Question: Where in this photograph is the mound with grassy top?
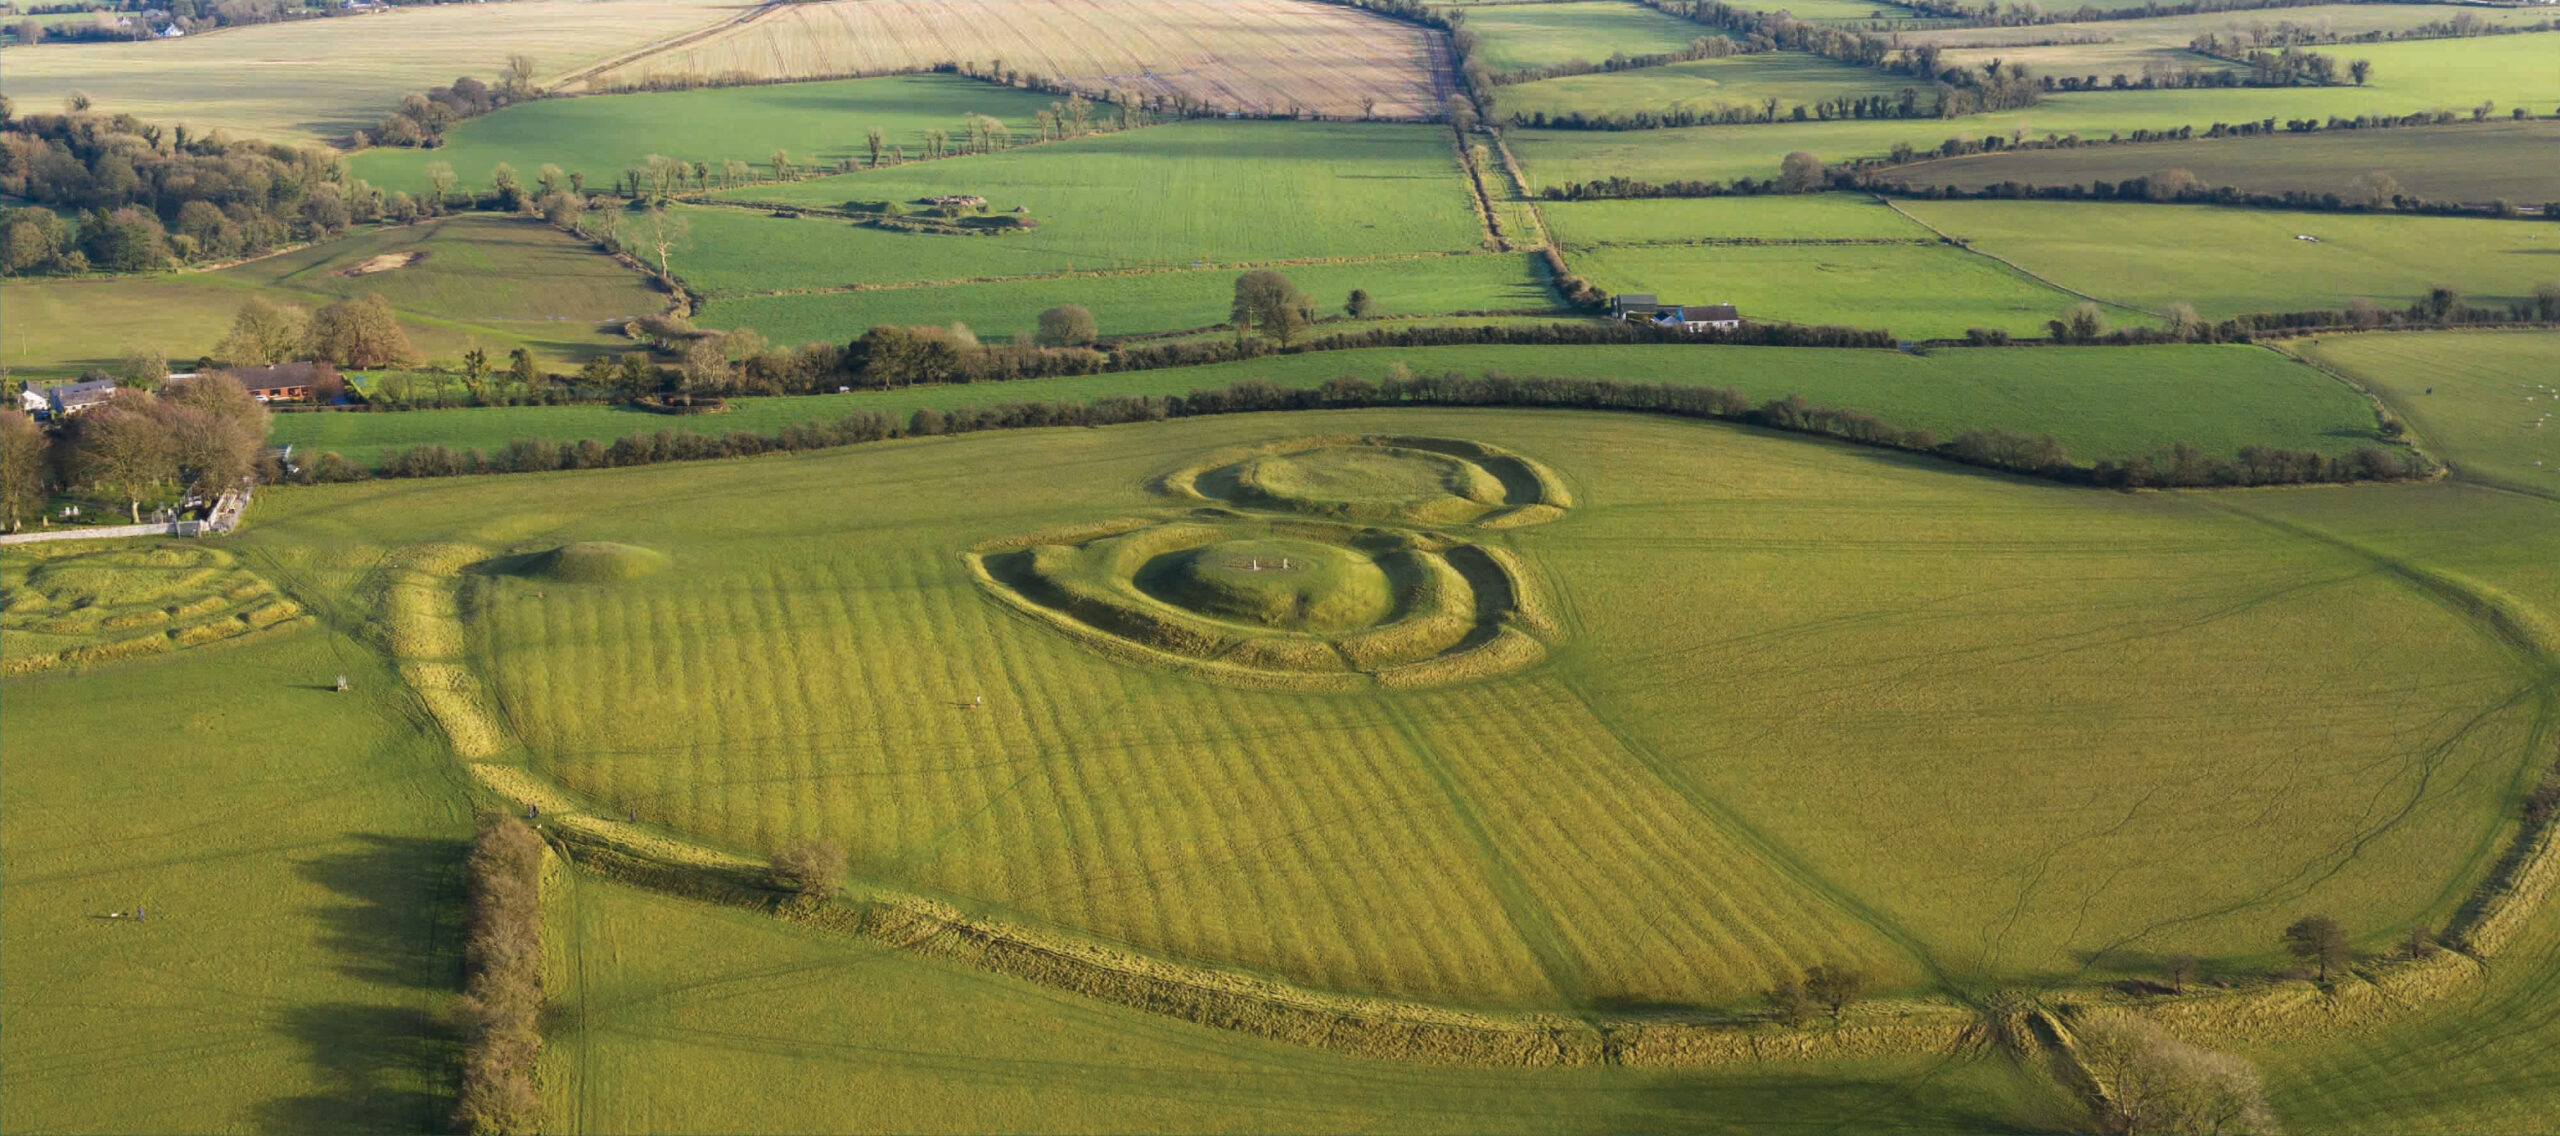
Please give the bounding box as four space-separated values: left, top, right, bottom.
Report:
520 542 671 583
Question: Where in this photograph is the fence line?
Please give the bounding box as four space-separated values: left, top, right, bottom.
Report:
0 487 249 547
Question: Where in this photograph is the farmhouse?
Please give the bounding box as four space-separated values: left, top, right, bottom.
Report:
1609 294 1741 332
33 378 117 416
227 362 321 403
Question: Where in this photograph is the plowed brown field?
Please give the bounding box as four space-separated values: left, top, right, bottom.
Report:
576 0 1456 119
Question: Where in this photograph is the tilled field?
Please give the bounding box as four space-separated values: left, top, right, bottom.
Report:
576 0 1457 119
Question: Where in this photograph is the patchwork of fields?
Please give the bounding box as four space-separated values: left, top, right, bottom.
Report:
573 0 1456 118
9 0 2560 1130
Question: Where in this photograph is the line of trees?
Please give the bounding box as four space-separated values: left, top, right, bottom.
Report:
1639 0 2042 115
451 818 546 1136
359 58 541 149
1484 35 1738 86
7 374 271 525
300 369 2431 495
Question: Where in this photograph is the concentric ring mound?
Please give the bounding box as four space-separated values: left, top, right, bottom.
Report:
968 515 1558 691
1160 435 1573 529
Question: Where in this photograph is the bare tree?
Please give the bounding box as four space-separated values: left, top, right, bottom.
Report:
1802 962 1866 1025
1231 269 1315 347
76 397 176 521
639 203 687 280
771 841 848 899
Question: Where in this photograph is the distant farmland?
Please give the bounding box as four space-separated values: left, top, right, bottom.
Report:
1873 120 2560 206
573 0 1456 119
0 0 742 143
1898 199 2560 317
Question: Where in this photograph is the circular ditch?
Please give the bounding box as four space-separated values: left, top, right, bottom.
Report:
1162 435 1573 529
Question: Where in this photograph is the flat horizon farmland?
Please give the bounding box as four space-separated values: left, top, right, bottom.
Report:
0 0 744 143
1501 52 1918 123
1453 1 1724 72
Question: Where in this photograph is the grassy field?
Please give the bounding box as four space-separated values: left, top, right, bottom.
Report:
0 216 661 381
1455 1 1722 72
693 253 1550 342
1877 119 2560 205
665 121 1486 293
2296 331 2560 497
1572 240 2125 336
1907 4 2555 75
577 0 1452 119
539 872 2075 1133
232 408 2538 1013
0 0 742 143
1502 51 1920 122
344 74 1062 199
0 624 474 1133
1543 192 1935 243
1897 199 2560 317
1512 34 2560 188
265 342 2381 466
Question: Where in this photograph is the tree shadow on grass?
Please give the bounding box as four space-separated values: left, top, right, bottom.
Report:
1614 1067 2048 1135
254 834 471 1133
249 1003 454 1135
300 833 470 991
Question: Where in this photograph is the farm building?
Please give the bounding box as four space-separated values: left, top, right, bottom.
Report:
31 378 117 416
228 362 321 403
1609 294 1741 332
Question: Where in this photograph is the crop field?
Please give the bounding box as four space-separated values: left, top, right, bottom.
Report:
1905 4 2554 72
265 341 2376 468
1501 52 1918 122
0 0 744 143
1896 199 2560 317
1710 0 1940 23
0 626 473 1133
695 252 1551 342
1876 119 2560 205
1511 33 2560 187
2297 331 2560 497
1542 192 1936 243
0 217 660 380
1450 1 1720 72
343 74 1061 198
539 873 2068 1133
573 0 1454 119
223 410 2532 1015
1572 240 2125 336
668 121 1487 293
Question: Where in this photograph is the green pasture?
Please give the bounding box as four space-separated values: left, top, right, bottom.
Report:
1502 52 1922 122
1512 34 2560 188
1714 0 1938 22
1912 3 2555 69
2298 331 2560 497
1453 1 1723 72
692 252 1552 343
345 74 1062 198
1879 119 2560 205
230 409 2540 1010
0 216 660 380
540 873 2072 1133
687 120 1484 290
1897 199 2560 317
1543 192 1935 243
0 625 473 1134
265 342 2380 467
1571 240 2124 336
